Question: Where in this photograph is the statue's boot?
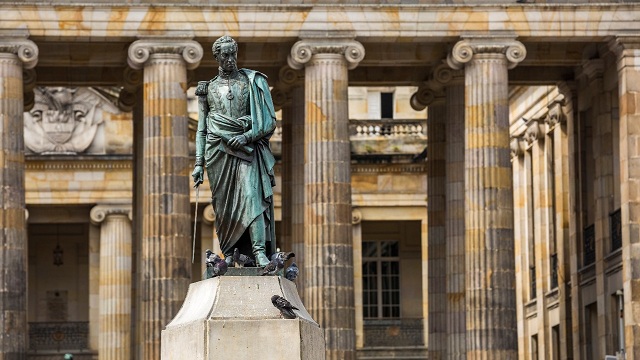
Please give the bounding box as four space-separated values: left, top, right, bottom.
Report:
250 215 270 267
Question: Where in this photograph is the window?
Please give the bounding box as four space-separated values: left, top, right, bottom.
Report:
380 92 394 119
362 240 400 318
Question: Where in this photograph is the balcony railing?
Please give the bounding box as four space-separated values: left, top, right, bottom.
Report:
550 253 558 289
583 224 595 266
269 119 428 157
29 321 89 352
610 208 622 252
530 266 536 299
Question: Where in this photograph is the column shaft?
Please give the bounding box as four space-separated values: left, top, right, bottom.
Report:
0 38 37 358
290 85 306 299
97 212 132 359
427 96 447 360
304 53 355 360
464 53 517 359
140 53 191 359
611 36 640 360
446 79 466 360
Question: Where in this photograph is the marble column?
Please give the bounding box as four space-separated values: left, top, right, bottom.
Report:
448 36 526 359
288 36 364 360
0 36 37 358
127 38 203 360
610 35 640 360
90 205 133 360
444 70 467 360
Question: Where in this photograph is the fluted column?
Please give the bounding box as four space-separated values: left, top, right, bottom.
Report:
127 38 203 360
90 205 133 360
610 35 640 360
0 36 37 358
444 69 466 360
289 36 364 360
448 36 526 359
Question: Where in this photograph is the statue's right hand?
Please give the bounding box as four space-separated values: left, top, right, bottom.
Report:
192 166 204 187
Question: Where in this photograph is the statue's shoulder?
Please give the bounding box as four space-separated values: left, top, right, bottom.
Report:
239 68 268 82
195 80 211 96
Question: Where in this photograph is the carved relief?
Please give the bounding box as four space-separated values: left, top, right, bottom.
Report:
24 87 119 155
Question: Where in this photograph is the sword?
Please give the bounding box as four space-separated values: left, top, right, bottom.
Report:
192 184 199 264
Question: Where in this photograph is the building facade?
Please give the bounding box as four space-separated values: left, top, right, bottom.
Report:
0 1 639 360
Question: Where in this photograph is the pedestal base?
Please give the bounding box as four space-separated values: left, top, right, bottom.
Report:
161 276 325 360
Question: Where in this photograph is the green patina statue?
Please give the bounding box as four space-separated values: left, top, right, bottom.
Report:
192 35 277 267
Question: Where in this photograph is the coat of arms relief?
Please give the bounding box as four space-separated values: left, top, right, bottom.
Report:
24 87 121 155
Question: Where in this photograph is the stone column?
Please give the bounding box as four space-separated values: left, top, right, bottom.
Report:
448 36 526 359
444 70 466 360
0 36 37 358
90 205 133 360
127 38 203 360
610 35 640 360
351 209 363 350
288 35 364 360
412 72 447 360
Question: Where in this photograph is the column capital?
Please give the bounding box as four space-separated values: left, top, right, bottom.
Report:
447 37 526 70
0 37 38 69
127 38 203 70
608 35 640 58
288 37 365 70
510 136 526 159
203 204 215 225
352 208 362 225
545 100 567 129
523 119 544 147
90 204 133 225
271 66 304 110
410 64 463 110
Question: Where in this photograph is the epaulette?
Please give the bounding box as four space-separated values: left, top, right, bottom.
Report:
195 80 209 97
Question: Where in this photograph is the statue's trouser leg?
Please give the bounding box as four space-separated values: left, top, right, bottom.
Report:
250 214 270 266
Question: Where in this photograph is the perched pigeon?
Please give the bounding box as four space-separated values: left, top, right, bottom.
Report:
204 249 216 267
285 262 299 281
233 248 255 268
261 256 284 276
203 254 228 279
270 251 295 263
271 295 299 319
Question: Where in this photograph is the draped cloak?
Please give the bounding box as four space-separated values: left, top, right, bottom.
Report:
195 69 277 256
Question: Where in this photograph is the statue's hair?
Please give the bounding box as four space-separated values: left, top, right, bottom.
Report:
212 35 238 60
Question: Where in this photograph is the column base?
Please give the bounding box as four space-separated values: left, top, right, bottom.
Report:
161 276 325 360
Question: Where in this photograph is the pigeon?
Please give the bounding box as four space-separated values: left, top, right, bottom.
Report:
271 295 299 319
285 262 299 281
203 253 227 279
204 249 216 267
270 251 295 263
233 248 255 268
261 256 284 276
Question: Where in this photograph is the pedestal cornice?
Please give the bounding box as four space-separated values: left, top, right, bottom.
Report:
0 37 38 69
127 39 203 70
447 37 526 70
90 204 133 224
288 38 365 70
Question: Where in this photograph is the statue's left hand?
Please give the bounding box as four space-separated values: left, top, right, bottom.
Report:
228 134 248 150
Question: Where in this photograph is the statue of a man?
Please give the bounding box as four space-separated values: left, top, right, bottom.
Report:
192 35 277 267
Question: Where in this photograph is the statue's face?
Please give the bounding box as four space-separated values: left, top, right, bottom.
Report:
217 42 237 72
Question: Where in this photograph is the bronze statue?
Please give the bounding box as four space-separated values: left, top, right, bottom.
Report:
192 35 277 267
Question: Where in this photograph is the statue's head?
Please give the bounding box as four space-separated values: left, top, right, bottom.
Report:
212 35 238 72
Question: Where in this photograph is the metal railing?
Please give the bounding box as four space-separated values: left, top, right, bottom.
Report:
583 224 596 266
610 208 622 252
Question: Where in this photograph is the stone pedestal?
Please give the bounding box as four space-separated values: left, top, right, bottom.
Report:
161 276 325 360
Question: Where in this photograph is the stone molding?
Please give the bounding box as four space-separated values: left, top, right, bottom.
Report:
545 100 567 129
0 37 38 69
352 208 362 225
288 38 365 70
577 59 604 81
127 39 203 70
524 119 544 147
510 136 526 158
90 204 133 224
447 37 526 70
203 204 215 225
608 35 640 60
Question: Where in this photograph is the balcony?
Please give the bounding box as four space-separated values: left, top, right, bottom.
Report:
269 119 427 162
